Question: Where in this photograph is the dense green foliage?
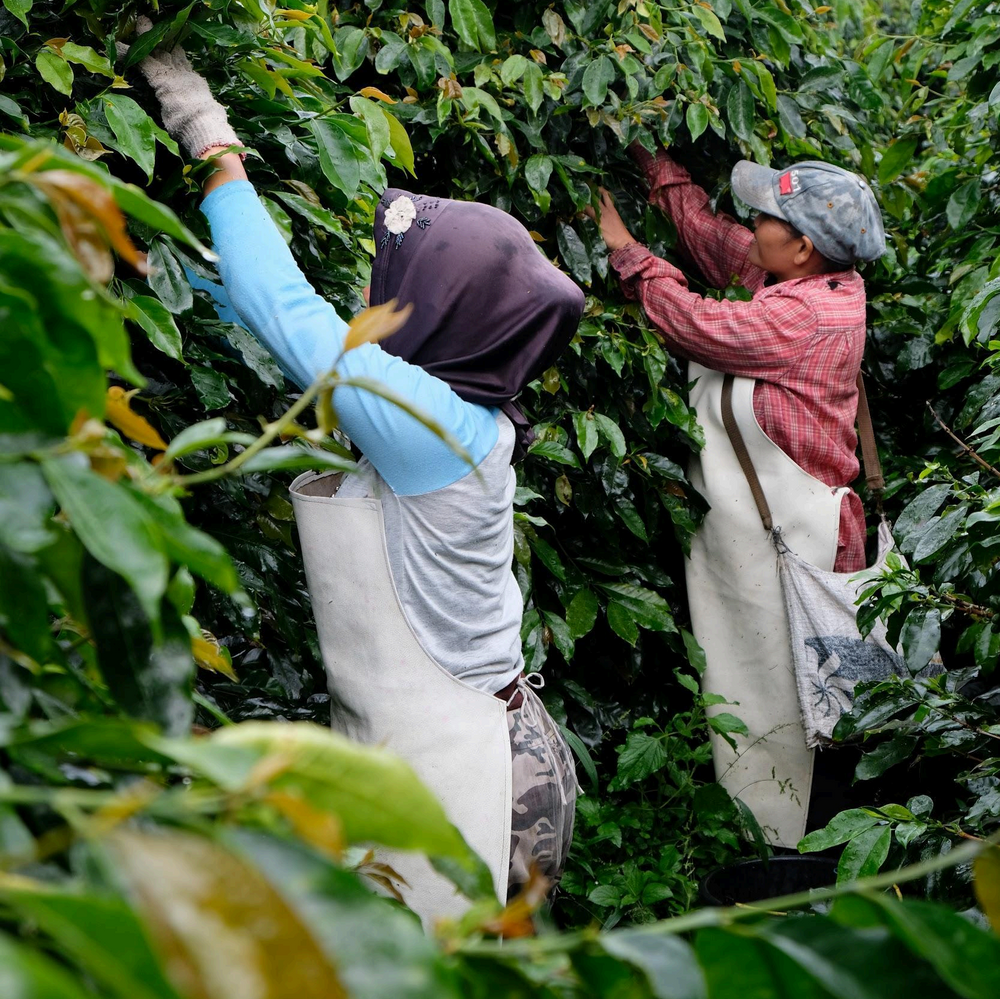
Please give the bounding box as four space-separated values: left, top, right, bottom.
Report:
1 0 1000 994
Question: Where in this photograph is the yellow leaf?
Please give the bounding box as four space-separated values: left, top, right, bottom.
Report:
359 85 397 104
112 829 347 999
733 59 742 74
275 8 314 21
974 845 1000 933
192 635 238 682
105 386 167 450
266 789 345 860
528 231 546 243
342 300 414 353
814 5 832 11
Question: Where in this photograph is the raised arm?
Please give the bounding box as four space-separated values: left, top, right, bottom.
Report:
610 247 818 379
631 145 765 293
199 175 498 494
123 25 497 496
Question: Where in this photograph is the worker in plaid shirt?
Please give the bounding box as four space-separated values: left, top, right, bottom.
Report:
588 146 886 571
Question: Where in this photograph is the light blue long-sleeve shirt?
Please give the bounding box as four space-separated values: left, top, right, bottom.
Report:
200 180 499 496
198 180 523 692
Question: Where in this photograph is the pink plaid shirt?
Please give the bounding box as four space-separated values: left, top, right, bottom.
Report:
610 148 866 571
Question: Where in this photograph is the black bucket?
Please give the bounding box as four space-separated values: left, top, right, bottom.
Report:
699 856 838 907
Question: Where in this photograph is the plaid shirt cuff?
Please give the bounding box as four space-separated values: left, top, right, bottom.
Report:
609 242 652 279
609 242 686 284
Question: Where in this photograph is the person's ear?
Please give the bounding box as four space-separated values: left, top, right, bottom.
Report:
794 235 815 266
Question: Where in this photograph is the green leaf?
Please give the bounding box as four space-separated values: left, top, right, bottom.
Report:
448 0 496 51
691 4 726 41
310 119 363 200
913 505 967 563
708 712 749 739
598 583 675 632
523 62 544 113
686 103 709 143
103 94 158 181
613 731 667 788
459 86 505 125
594 414 626 458
543 610 575 661
557 222 592 285
946 179 981 230
600 931 706 999
0 463 54 554
573 410 598 459
798 807 880 852
163 418 246 462
82 555 194 736
41 457 169 621
900 605 941 674
60 41 114 77
582 55 614 107
560 724 598 791
878 137 918 185
567 588 599 639
836 823 891 882
147 241 193 315
273 192 350 239
127 295 183 360
855 735 917 781
615 497 648 541
776 94 807 137
129 491 244 598
528 439 581 467
350 96 391 162
35 49 73 96
224 324 285 388
0 886 183 999
157 721 472 858
382 109 416 175
853 894 1000 999
0 930 94 998
607 601 639 645
727 80 755 141
2 0 32 28
190 367 231 411
0 545 53 665
681 628 707 674
500 54 527 85
525 153 553 195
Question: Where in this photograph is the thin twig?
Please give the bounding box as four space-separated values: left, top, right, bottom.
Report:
927 402 1000 482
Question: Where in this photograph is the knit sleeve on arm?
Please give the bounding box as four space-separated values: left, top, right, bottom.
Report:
200 180 498 495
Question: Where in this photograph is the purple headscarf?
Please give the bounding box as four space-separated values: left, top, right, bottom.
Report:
371 189 585 459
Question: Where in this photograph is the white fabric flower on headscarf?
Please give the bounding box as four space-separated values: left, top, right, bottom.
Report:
384 195 417 235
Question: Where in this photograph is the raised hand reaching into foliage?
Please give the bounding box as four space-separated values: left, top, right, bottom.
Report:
584 187 637 253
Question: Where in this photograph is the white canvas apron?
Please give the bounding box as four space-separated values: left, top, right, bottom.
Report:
290 471 512 924
686 363 847 848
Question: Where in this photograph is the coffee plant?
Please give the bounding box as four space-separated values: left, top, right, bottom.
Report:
1 0 1000 995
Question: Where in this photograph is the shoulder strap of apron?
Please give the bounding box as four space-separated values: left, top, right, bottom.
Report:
720 372 885 533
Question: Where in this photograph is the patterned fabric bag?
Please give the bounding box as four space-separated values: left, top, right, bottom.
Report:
776 521 936 747
721 373 942 750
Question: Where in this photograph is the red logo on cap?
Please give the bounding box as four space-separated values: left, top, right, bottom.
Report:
778 172 793 196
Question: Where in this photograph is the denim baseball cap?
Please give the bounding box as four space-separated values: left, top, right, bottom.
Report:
731 160 886 265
